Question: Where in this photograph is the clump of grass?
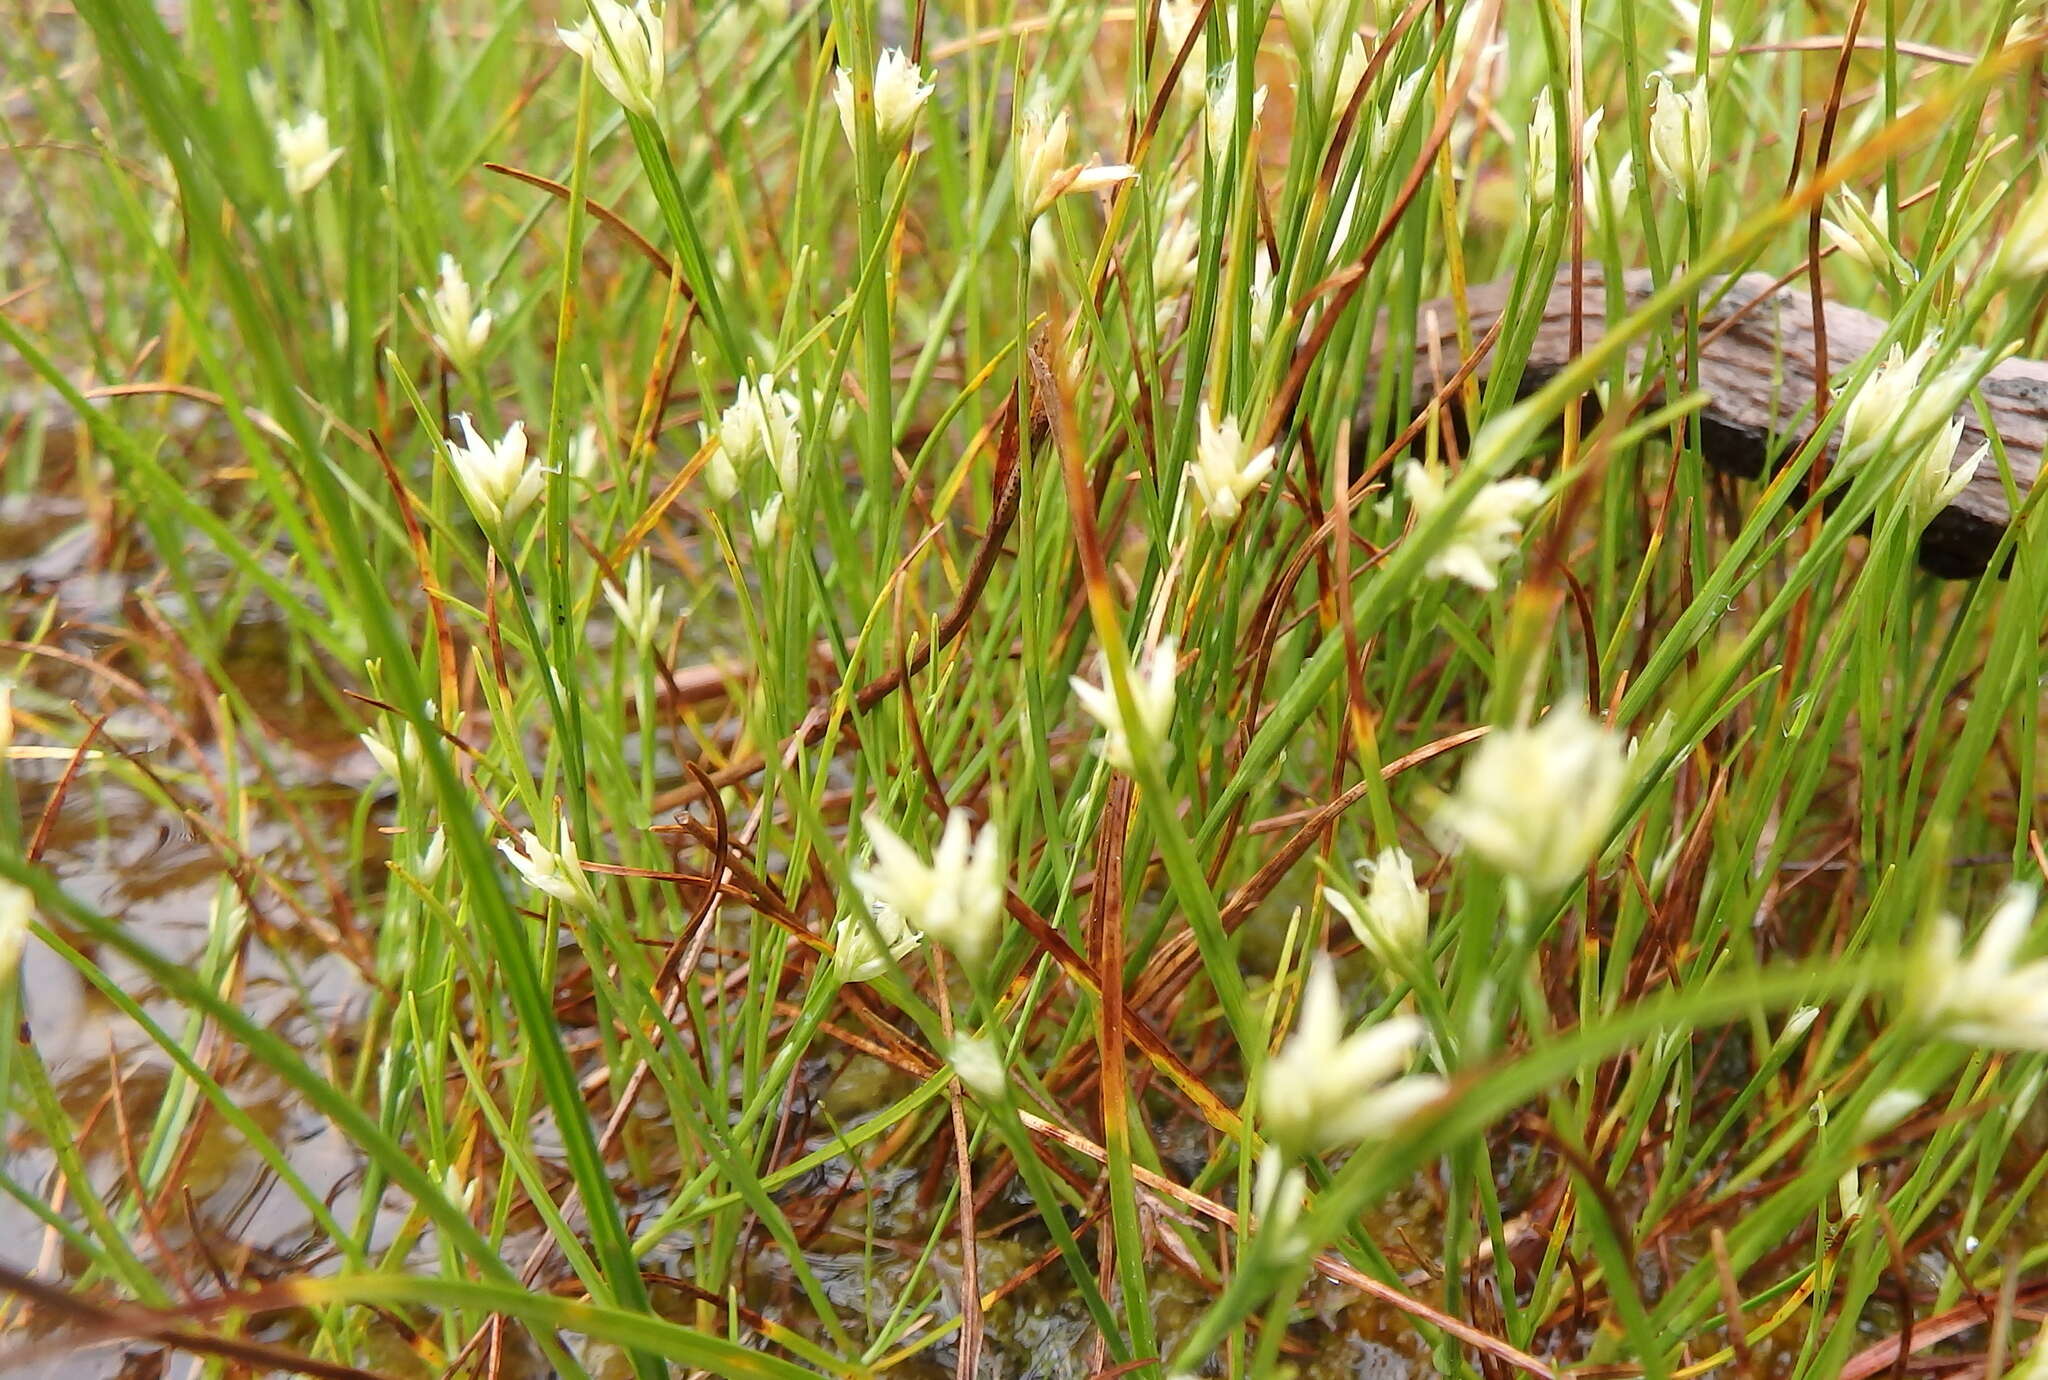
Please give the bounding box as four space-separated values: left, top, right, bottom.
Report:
2 0 2047 1375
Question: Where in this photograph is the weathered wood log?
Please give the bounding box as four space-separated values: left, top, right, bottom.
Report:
1385 266 2044 578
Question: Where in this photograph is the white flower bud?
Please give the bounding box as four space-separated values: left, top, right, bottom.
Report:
1648 74 1710 200
1436 703 1629 893
1820 188 1892 274
1400 460 1545 592
421 255 493 374
559 0 665 118
1588 149 1633 232
1188 404 1277 525
567 423 602 480
1071 639 1176 772
275 111 343 197
1258 958 1445 1153
949 1035 1008 1100
1369 69 1425 165
602 553 667 650
832 899 922 983
1280 0 1348 87
1150 182 1202 328
499 820 601 914
750 493 785 546
1528 89 1558 209
1904 423 1983 529
1158 0 1208 105
1251 1147 1311 1264
1203 66 1266 164
718 375 804 499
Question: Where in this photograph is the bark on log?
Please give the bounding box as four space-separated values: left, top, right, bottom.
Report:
1383 266 2044 578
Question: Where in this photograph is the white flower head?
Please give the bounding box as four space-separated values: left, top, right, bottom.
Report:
0 880 31 985
1436 702 1629 893
359 711 429 784
499 820 600 913
949 1034 1008 1100
1015 104 1070 217
1258 958 1446 1153
1325 846 1429 965
850 811 1006 972
1838 339 1932 463
1906 884 2048 1048
421 255 493 373
694 424 739 504
1838 338 1984 475
602 553 667 650
834 48 934 153
718 374 804 498
1014 104 1135 217
1400 460 1545 591
1648 74 1710 200
1528 88 1558 209
1903 350 1988 458
275 111 343 197
1071 638 1177 772
559 0 665 118
446 415 543 536
1837 1165 1869 1221
1448 4 1507 102
1189 404 1278 525
1996 179 2048 282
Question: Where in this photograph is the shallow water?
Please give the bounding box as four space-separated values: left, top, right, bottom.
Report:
0 426 1468 1378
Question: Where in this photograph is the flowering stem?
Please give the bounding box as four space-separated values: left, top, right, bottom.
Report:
844 69 901 508
547 64 598 850
625 111 742 372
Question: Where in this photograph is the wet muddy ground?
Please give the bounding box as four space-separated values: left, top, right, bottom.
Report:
1 471 1469 1376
